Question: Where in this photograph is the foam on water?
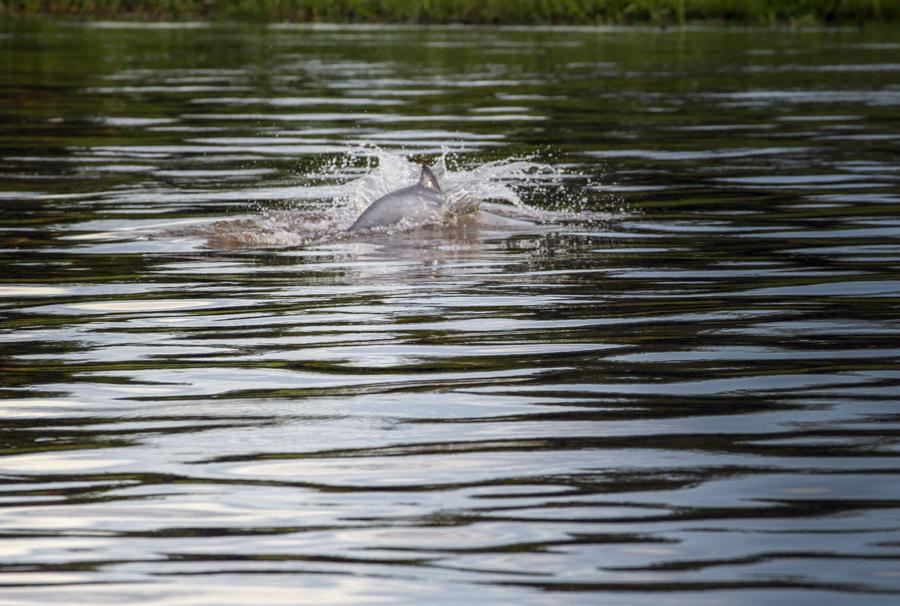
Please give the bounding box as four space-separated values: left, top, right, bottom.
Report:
185 148 613 249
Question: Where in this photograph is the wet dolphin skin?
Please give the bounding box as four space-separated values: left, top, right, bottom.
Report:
348 164 444 232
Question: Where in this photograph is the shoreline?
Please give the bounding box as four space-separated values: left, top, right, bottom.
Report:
1 1 898 27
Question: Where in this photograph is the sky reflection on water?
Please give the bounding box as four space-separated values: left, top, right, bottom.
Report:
1 20 900 606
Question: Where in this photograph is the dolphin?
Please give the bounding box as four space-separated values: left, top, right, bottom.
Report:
348 164 444 232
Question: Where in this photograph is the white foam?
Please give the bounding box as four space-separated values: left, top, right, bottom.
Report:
171 148 615 248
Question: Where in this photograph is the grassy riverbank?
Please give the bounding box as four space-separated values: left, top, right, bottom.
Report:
1 0 897 25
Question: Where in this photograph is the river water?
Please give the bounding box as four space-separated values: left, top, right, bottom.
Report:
2 21 900 605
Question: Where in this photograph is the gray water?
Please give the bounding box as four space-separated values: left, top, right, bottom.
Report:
2 21 900 605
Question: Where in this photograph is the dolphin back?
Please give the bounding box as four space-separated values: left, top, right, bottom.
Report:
348 164 445 232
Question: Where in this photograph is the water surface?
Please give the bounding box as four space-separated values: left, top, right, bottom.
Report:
2 21 900 605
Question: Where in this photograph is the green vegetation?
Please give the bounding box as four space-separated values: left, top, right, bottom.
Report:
1 0 897 25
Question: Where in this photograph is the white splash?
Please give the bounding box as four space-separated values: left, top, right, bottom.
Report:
331 147 566 224
175 147 616 248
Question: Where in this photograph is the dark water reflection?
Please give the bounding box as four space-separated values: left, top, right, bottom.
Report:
2 21 900 605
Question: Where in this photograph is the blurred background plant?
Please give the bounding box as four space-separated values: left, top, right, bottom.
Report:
0 0 896 25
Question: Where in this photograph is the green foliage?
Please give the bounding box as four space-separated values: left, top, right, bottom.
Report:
0 0 897 24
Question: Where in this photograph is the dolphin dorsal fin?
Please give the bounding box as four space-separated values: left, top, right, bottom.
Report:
418 164 441 193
